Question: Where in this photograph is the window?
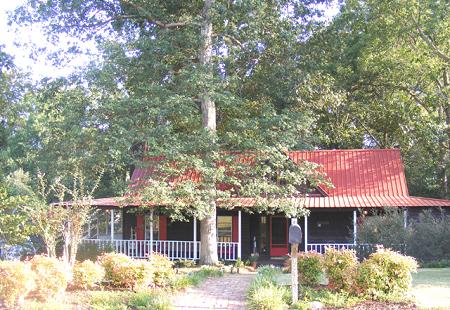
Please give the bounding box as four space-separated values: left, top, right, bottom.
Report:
84 209 122 239
217 216 232 242
85 209 123 240
145 214 160 240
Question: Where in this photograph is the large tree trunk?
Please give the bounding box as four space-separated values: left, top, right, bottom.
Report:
199 0 219 265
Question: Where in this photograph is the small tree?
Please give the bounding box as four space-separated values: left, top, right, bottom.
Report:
53 168 103 266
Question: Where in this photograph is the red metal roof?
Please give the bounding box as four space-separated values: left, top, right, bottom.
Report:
92 149 450 208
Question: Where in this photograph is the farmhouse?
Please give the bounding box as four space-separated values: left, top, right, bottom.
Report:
81 149 450 261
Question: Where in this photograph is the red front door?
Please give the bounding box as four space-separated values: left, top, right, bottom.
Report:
269 216 289 256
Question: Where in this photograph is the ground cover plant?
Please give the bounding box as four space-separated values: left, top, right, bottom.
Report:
247 266 290 310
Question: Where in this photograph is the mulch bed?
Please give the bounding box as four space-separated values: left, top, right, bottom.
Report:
325 302 417 309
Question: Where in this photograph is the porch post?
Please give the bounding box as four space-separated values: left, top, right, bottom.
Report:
304 215 308 252
238 210 242 259
353 210 357 245
150 210 154 257
403 208 408 229
110 209 114 241
193 216 197 260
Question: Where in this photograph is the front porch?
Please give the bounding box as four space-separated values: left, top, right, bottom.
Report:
81 207 366 261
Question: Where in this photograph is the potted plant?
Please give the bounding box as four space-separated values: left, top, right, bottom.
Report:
249 253 259 268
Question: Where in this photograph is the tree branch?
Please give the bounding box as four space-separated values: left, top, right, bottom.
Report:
415 24 450 64
120 0 188 29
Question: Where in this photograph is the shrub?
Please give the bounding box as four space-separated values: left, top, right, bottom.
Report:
287 251 324 287
174 259 196 268
357 249 418 300
98 253 153 290
148 253 175 287
324 248 358 292
407 209 450 263
247 285 288 310
30 255 71 300
77 242 114 261
128 291 172 310
73 260 105 289
0 261 35 307
357 208 408 254
171 267 223 289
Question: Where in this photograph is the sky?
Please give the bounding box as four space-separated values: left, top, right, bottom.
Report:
0 1 340 81
0 0 93 80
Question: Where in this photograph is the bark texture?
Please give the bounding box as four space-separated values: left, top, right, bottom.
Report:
199 0 219 265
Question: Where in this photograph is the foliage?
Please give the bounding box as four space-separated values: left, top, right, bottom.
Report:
30 255 72 301
98 253 153 290
324 248 358 292
89 291 172 310
407 209 450 263
357 208 408 253
357 249 418 300
128 291 172 310
173 259 196 268
247 266 289 310
247 285 289 310
296 251 324 287
77 241 114 261
297 287 364 308
73 260 105 290
0 182 34 247
358 208 450 263
421 259 450 268
0 260 35 308
171 266 223 289
148 253 175 287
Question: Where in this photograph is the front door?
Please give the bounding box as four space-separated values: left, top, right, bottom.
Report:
269 216 288 256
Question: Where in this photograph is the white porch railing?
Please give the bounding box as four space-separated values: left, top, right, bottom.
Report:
217 242 239 261
307 243 376 255
81 239 239 261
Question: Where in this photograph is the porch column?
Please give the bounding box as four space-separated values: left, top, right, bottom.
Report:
149 210 154 257
193 216 197 260
110 209 114 241
353 210 357 245
403 208 408 229
304 215 308 252
238 210 242 259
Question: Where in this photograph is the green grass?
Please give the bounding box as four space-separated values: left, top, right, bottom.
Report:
171 266 224 289
412 268 450 310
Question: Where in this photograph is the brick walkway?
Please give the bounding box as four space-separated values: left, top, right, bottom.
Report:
172 274 254 310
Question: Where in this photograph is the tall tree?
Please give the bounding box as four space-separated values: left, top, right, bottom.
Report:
13 0 330 264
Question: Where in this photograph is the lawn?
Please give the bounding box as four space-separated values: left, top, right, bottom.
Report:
412 268 450 310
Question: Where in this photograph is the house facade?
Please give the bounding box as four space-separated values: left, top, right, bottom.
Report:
81 149 450 261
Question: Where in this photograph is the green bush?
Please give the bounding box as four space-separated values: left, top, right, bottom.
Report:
148 253 175 287
324 248 358 292
30 255 71 301
128 291 172 310
247 285 288 310
294 251 324 287
357 208 408 253
73 260 105 289
77 242 114 261
98 253 153 290
407 209 450 263
171 267 223 289
174 259 196 268
357 249 418 300
298 287 363 308
0 261 35 307
421 259 450 268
